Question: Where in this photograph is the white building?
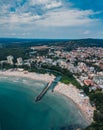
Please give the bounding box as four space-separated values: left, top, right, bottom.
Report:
93 76 103 86
7 55 14 65
17 57 23 66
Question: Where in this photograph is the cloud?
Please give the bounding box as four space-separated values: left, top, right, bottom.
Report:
35 9 98 26
0 0 99 27
0 0 102 38
0 0 63 24
83 30 91 35
30 0 62 9
11 33 16 36
0 12 41 25
30 0 51 5
45 1 62 9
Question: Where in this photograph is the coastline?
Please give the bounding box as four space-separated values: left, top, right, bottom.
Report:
0 70 55 83
0 70 95 125
54 82 95 124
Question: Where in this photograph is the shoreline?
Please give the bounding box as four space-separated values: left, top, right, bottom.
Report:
0 70 95 125
54 82 95 125
0 70 55 83
56 90 91 125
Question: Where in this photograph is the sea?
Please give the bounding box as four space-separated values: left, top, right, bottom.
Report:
0 76 88 130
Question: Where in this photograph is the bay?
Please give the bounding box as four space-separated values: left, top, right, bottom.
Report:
0 76 88 130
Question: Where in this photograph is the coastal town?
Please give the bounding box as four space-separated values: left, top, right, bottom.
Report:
1 0 103 129
0 45 103 126
0 46 103 91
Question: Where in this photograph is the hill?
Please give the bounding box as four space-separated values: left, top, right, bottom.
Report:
0 38 103 49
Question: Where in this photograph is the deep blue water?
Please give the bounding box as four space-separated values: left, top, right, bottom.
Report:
0 76 88 130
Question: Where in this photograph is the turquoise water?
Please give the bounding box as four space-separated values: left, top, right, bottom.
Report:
0 76 88 130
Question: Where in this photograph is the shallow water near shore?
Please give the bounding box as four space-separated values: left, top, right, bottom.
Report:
0 76 88 130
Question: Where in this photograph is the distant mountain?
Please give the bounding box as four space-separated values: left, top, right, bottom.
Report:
0 38 69 48
0 38 103 49
56 38 103 51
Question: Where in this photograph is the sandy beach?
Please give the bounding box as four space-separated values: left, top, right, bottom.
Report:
0 70 55 82
0 69 95 124
54 82 95 124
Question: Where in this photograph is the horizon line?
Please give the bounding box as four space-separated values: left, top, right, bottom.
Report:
0 37 103 40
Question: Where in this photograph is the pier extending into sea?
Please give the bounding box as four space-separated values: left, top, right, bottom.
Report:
35 76 61 102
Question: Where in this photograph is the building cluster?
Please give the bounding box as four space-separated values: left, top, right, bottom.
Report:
29 46 103 91
0 56 30 67
0 46 103 91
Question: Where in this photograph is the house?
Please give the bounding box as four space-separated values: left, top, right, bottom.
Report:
84 79 94 86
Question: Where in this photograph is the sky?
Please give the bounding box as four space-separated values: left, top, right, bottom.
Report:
0 0 103 39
